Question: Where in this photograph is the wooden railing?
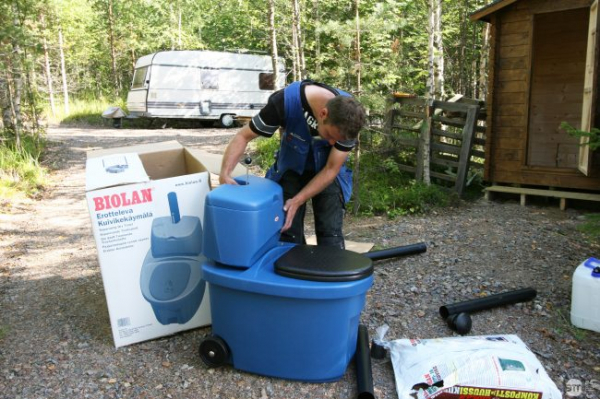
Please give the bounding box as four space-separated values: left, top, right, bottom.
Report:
383 95 486 197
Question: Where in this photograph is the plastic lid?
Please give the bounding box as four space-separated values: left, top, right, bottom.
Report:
206 175 282 211
584 257 600 269
274 245 373 282
592 267 600 278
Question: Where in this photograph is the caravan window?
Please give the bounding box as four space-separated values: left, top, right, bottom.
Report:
202 71 219 89
131 67 148 89
259 73 275 90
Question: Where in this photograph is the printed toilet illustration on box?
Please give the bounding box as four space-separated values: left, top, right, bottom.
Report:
140 191 206 325
85 143 213 348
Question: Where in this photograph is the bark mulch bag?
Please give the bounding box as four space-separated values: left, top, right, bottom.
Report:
376 327 562 399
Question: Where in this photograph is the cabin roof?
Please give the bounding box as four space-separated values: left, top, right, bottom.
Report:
470 0 519 22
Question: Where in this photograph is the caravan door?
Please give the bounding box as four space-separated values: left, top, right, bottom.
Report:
127 66 150 114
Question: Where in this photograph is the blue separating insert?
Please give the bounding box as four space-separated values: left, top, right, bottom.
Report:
151 191 203 257
202 243 373 300
583 257 600 269
151 216 203 257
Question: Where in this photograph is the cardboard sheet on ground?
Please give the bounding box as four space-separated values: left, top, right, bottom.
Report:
376 328 562 399
306 235 373 253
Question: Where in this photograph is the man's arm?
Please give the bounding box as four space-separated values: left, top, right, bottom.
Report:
281 147 348 232
219 124 260 185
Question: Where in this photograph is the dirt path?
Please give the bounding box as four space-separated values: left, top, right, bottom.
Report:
1 126 599 399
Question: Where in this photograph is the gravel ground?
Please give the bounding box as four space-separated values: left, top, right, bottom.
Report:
1 125 599 399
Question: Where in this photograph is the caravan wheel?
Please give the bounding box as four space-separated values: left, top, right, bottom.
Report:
219 114 235 128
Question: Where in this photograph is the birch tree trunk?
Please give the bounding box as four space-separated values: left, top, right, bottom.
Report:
433 0 444 100
58 26 69 115
313 0 321 76
24 50 40 135
41 13 56 118
422 0 436 185
457 0 468 95
478 23 490 101
43 36 55 118
355 0 361 95
471 25 478 98
107 0 120 95
130 23 136 72
292 0 304 79
0 78 11 130
352 0 362 215
11 2 23 149
178 6 182 49
291 15 299 81
268 0 280 90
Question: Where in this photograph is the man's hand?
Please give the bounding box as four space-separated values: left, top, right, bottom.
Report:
282 197 303 232
219 124 259 185
280 147 348 232
219 174 239 185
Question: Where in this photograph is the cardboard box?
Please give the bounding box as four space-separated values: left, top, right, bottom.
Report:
85 141 216 348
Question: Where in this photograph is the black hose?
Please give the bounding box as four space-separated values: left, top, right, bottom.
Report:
439 287 537 319
355 325 375 399
363 242 427 261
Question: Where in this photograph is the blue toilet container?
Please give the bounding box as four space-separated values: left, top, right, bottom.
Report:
199 176 373 382
140 192 206 325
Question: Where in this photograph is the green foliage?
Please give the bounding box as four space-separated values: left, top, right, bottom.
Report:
530 125 600 243
6 0 495 104
48 96 126 126
250 135 280 171
560 122 600 150
0 134 48 199
577 213 600 243
352 151 458 218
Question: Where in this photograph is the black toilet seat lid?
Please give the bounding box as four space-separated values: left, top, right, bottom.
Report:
274 245 373 282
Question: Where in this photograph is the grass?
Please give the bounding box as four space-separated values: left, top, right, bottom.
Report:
555 308 588 341
46 97 127 127
577 213 600 242
351 152 460 217
0 134 48 199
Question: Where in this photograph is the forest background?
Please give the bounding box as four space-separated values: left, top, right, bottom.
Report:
0 0 494 129
1 0 498 216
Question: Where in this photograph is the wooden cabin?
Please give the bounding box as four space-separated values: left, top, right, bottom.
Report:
472 0 600 194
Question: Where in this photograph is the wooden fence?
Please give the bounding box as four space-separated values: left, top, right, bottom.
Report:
383 95 487 197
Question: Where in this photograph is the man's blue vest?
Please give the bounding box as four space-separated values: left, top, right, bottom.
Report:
265 81 353 203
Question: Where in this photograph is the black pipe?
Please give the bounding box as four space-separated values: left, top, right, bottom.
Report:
363 242 427 261
355 325 375 399
439 287 537 319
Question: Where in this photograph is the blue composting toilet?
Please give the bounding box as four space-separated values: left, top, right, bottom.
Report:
199 176 373 382
140 192 206 325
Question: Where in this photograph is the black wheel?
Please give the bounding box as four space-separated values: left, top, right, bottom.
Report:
199 335 230 367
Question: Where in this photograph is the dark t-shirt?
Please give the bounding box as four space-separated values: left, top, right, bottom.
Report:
249 81 356 152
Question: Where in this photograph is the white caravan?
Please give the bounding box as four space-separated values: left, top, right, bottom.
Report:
126 50 286 127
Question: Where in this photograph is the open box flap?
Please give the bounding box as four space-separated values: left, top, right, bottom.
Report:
85 152 149 191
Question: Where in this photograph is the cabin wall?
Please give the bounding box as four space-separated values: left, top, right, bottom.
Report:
485 0 600 190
